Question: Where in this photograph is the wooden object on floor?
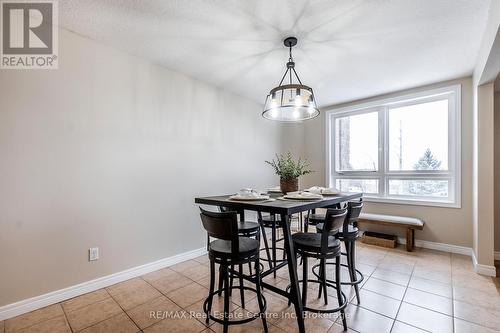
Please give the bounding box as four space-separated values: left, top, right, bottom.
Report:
361 231 397 248
357 213 424 252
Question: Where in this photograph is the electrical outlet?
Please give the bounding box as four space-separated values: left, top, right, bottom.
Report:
89 247 99 261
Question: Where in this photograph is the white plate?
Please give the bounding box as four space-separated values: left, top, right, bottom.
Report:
267 187 282 193
229 195 270 201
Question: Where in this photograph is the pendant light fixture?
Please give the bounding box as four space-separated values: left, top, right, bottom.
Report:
262 37 320 122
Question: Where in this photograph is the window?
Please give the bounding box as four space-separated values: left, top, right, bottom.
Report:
326 85 461 207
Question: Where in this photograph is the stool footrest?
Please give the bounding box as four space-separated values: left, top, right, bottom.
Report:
285 279 348 314
203 286 267 326
311 262 364 286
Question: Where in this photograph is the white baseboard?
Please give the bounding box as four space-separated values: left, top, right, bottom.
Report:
0 247 207 321
471 251 497 277
395 236 472 256
392 234 496 276
494 251 500 261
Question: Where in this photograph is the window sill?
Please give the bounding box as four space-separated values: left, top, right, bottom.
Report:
363 196 461 209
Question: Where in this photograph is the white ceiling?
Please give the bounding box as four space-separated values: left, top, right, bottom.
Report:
60 0 490 106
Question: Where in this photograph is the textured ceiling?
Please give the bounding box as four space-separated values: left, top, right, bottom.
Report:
59 0 490 106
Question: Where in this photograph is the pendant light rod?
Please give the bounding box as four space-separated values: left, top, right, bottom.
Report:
277 37 303 87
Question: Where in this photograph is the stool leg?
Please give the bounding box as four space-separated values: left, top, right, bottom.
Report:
317 259 323 299
350 240 360 304
255 258 268 333
302 256 308 306
271 221 277 278
321 258 328 305
238 264 245 308
206 259 215 324
304 210 310 233
345 239 355 292
223 265 230 333
261 225 273 272
229 265 234 296
218 265 224 296
336 255 347 331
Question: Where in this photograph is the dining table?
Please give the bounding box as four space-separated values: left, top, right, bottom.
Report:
194 191 363 333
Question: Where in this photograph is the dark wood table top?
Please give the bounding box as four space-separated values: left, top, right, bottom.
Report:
195 192 363 215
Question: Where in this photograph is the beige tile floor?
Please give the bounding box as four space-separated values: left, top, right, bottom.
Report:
3 241 500 333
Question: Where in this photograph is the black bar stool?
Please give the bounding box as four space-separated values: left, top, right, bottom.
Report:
199 207 268 333
218 206 261 305
257 212 287 278
304 209 325 233
313 201 364 304
288 208 349 330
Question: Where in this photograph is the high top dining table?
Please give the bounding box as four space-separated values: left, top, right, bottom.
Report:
195 191 362 333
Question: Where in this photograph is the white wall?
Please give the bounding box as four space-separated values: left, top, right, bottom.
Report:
0 29 282 306
287 78 474 247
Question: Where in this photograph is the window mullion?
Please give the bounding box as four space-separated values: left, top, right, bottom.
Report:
380 107 388 197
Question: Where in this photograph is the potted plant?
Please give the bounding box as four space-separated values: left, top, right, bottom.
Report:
265 152 314 194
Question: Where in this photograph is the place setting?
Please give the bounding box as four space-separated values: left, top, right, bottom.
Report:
228 188 275 202
303 186 341 196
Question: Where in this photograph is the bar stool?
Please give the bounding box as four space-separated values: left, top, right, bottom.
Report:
199 208 268 333
218 206 260 305
313 201 364 304
288 208 348 330
304 209 326 233
257 213 288 278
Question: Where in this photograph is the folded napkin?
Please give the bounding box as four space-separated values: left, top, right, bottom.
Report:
237 189 267 198
321 187 340 194
299 191 322 198
305 186 339 194
287 191 322 198
305 186 323 194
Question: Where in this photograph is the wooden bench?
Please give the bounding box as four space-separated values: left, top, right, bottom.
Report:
357 213 425 252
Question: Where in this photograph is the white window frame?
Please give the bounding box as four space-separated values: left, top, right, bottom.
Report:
325 84 461 208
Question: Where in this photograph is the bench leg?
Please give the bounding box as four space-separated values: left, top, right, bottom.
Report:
406 228 414 252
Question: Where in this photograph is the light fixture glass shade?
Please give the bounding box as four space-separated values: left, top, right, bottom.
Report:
262 84 320 122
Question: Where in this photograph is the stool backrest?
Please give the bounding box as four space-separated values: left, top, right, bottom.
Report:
218 206 244 221
320 208 347 253
199 207 239 255
346 201 363 229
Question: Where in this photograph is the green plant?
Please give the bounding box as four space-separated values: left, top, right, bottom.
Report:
265 152 314 180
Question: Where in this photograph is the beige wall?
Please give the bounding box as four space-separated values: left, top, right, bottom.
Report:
494 90 500 253
471 0 499 267
0 29 282 307
473 82 496 265
289 77 474 247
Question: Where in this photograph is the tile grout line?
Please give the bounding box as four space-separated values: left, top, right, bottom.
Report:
138 268 240 331
451 254 455 333
4 305 68 333
59 301 74 333
388 254 457 333
388 252 417 333
336 245 382 330
63 290 126 332
104 286 143 333
447 256 500 332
